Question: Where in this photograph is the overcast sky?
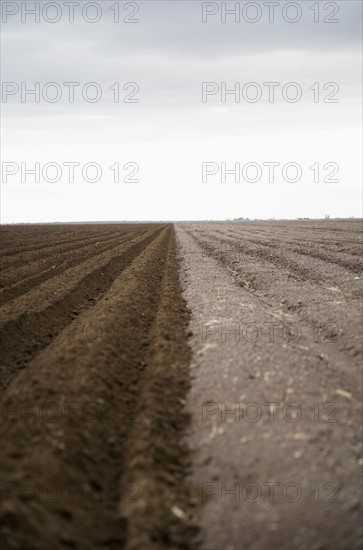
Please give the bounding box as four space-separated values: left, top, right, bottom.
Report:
1 0 362 222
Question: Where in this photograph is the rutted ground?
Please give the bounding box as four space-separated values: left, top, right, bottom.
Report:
0 220 362 550
176 220 362 550
0 224 197 550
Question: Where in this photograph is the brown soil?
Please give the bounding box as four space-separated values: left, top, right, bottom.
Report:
1 219 362 550
176 220 362 550
0 224 197 550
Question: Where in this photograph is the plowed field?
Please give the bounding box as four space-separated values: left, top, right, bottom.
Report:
1 220 362 550
1 224 196 550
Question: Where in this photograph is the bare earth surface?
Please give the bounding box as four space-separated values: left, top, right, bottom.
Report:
176 220 362 550
1 224 197 550
1 220 362 549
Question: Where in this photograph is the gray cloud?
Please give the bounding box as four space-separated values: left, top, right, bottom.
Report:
1 1 361 221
